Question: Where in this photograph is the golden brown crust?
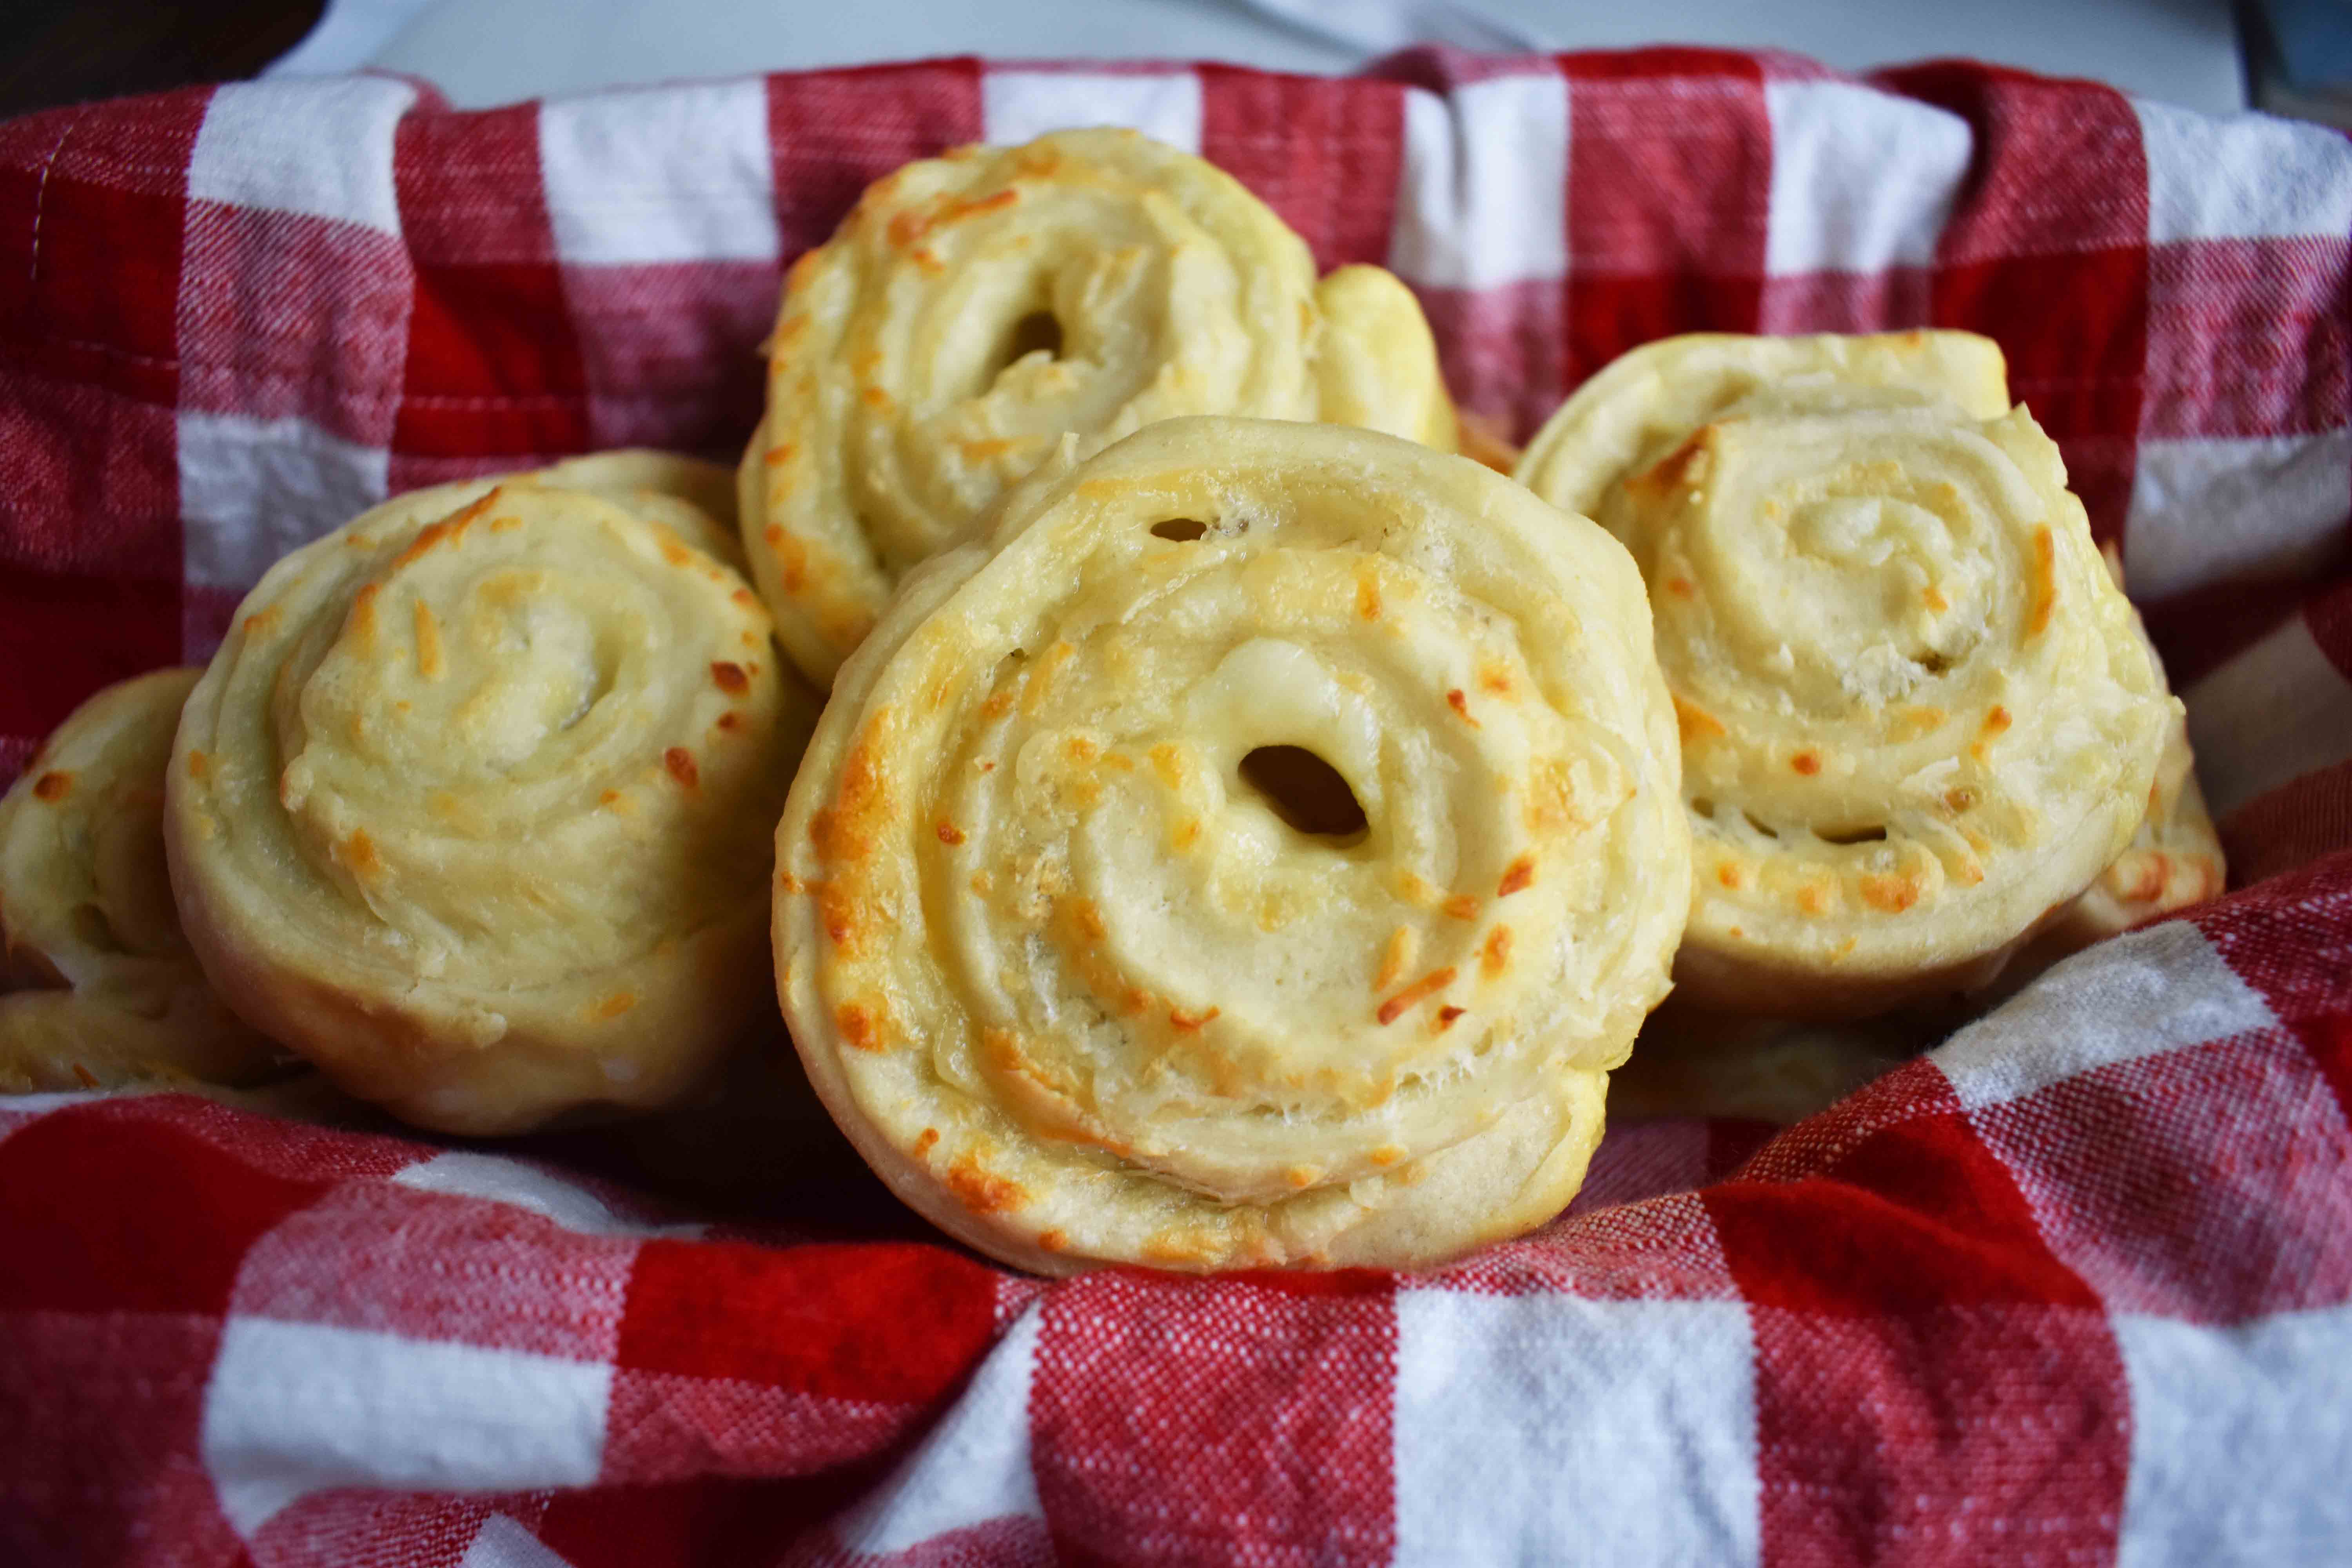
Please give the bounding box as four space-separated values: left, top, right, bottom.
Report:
1518 332 2174 1018
775 416 1687 1274
740 130 1456 688
166 483 818 1134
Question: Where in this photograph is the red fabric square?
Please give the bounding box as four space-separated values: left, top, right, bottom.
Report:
395 260 593 457
0 564 179 748
1199 67 1406 272
2143 236 2352 440
1932 247 2147 441
1559 64 1767 389
0 91 207 407
0 111 76 332
1558 45 1777 82
616 1240 1001 1406
602 1369 920 1483
765 62 985 261
1750 1302 2129 1566
0 369 179 575
1882 63 2149 261
1434 1189 1744 1302
0 1100 323 1316
1563 65 1769 279
230 1182 639 1361
394 102 559 265
177 202 414 443
0 1310 245 1568
1758 266 1936 335
15 178 186 406
1933 247 2147 540
1975 1029 2352 1321
1030 1273 1396 1568
564 258 776 452
540 1474 876 1568
2198 847 2352 1148
149 1092 424 1185
1708 1099 2100 1314
1416 278 1565 442
1567 270 1766 397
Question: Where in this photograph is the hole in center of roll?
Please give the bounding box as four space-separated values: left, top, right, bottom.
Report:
989 310 1063 382
1238 746 1368 844
1151 518 1208 541
1816 823 1888 845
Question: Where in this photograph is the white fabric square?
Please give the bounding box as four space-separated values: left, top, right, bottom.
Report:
981 70 1203 154
461 1515 575 1568
2124 430 2352 603
1392 1291 1759 1567
1936 920 2276 1112
2114 1306 2352 1565
833 1305 1043 1554
2137 99 2352 245
393 1150 702 1239
2186 614 2352 817
178 411 389 592
188 78 413 235
1764 80 1969 276
541 80 780 267
203 1316 611 1537
1388 75 1570 291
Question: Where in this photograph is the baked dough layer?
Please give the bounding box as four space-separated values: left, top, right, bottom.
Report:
167 481 817 1133
1518 332 2174 1017
775 416 1688 1273
1 669 289 1091
740 128 1456 687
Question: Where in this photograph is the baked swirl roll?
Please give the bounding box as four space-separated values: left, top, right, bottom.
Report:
775 417 1688 1274
740 128 1457 687
1 670 288 1091
167 483 817 1134
2038 552 2224 951
1518 332 2174 1017
363 450 747 573
2051 701 2221 944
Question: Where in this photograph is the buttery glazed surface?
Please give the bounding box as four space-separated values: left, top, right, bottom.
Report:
1518 332 2175 1017
740 127 1457 687
0 670 287 1091
775 417 1688 1274
167 480 816 1134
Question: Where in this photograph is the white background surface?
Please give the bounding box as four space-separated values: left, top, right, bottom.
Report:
276 0 2248 113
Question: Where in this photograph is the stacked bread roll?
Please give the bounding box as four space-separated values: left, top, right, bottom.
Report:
5 131 2226 1269
0 669 289 1092
739 128 1456 687
1518 331 2217 1118
2 454 817 1134
774 417 1686 1272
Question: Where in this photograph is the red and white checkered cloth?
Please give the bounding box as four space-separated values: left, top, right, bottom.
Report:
2 47 2350 1568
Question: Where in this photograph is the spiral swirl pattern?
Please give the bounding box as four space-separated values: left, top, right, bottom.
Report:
167 483 817 1133
740 129 1457 687
1 670 287 1091
1518 332 2174 1016
775 417 1687 1273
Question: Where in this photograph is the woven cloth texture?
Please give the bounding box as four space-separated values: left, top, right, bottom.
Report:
2 48 2350 1568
